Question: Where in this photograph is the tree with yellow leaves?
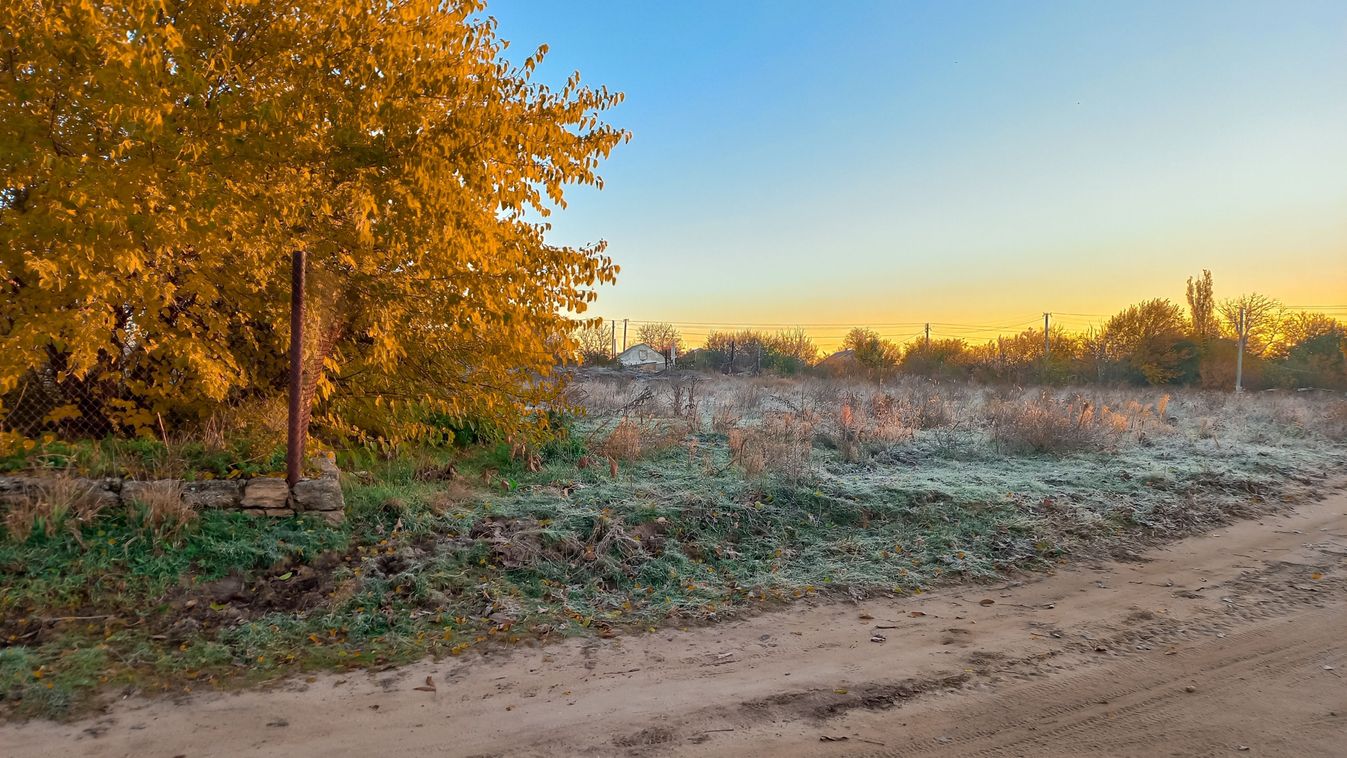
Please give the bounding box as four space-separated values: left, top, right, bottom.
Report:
1 0 626 446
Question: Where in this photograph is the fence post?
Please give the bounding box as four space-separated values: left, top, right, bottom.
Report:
286 250 306 487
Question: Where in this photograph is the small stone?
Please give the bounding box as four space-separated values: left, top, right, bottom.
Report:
312 455 341 481
1184 685 1197 693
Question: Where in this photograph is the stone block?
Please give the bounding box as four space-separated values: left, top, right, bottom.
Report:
3 475 122 509
292 476 344 512
182 480 242 509
241 478 290 509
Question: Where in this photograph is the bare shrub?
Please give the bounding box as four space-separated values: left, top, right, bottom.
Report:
3 477 109 542
834 395 864 462
988 393 1119 455
670 375 702 427
127 480 195 542
597 417 684 463
726 428 763 478
882 382 951 430
710 403 736 435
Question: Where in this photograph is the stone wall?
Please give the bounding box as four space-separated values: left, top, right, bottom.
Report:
0 458 344 524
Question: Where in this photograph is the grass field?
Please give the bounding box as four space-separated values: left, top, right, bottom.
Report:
3 372 1345 718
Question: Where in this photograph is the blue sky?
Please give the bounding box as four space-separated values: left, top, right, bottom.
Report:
489 0 1347 347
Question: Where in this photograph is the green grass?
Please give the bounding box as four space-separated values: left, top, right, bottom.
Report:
2 414 1344 720
1 436 287 479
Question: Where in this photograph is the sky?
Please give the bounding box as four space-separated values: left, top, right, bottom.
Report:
489 0 1347 350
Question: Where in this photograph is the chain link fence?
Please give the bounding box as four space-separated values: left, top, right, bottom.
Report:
1 371 126 451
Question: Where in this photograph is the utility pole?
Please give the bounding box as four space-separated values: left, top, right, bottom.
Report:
286 250 306 487
622 318 628 352
924 323 930 350
727 339 736 375
1043 312 1051 359
611 322 617 358
1235 305 1246 393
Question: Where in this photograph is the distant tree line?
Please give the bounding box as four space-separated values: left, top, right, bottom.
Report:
574 271 1346 390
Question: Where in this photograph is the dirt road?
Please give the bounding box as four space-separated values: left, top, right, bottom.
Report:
7 489 1347 757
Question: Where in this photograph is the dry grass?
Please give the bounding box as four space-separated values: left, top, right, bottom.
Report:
600 418 644 461
728 411 817 481
2 477 109 543
1319 399 1347 441
125 480 195 543
567 370 1345 472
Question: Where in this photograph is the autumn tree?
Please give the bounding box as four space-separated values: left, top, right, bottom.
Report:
765 329 819 368
636 322 684 358
1185 270 1218 343
901 338 972 379
841 328 899 370
1102 299 1196 385
1268 312 1346 389
1218 293 1283 356
703 328 817 374
1277 312 1344 358
1 0 626 446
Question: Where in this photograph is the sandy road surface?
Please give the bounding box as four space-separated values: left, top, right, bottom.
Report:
7 488 1347 757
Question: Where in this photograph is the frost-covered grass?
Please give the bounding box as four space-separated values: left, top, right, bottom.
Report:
3 373 1344 719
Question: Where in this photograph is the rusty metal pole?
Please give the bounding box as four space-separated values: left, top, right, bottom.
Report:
286 250 306 487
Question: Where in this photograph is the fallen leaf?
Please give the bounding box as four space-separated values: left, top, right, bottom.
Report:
870 634 886 643
909 611 927 618
858 613 874 620
278 572 293 581
979 599 995 606
413 675 437 693
820 735 849 742
1310 572 1324 581
833 688 848 695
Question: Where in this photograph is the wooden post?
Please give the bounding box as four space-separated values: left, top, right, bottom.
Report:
286 250 306 487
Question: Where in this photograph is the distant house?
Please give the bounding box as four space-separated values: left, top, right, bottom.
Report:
617 343 665 371
818 349 859 375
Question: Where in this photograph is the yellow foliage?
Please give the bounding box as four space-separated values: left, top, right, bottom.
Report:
0 1 626 443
